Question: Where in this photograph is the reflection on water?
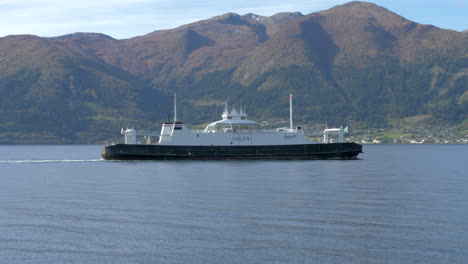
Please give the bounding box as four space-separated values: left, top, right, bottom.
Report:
0 145 467 264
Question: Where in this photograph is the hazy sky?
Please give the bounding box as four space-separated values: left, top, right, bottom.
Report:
0 0 466 39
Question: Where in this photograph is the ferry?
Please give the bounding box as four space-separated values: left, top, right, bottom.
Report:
101 94 362 160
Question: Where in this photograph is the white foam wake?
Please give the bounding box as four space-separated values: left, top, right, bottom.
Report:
0 159 104 164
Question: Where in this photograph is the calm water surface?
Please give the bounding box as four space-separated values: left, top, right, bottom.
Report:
0 145 467 263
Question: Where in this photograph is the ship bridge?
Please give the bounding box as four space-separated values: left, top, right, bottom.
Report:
204 104 259 133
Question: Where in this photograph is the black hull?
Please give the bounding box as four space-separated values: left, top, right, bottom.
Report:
102 143 362 160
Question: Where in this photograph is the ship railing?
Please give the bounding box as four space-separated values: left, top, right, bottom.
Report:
189 129 305 134
135 131 160 137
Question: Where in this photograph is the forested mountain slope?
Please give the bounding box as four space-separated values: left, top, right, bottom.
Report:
0 1 466 143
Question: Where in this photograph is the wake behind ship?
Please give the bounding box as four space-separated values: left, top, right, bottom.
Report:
102 94 362 160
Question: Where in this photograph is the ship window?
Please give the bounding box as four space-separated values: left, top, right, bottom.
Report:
241 116 245 119
228 116 232 119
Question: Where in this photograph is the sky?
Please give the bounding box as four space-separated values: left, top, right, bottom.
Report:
0 0 466 39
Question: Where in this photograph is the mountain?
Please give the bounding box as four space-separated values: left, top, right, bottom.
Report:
232 1 467 125
0 35 168 143
0 1 466 143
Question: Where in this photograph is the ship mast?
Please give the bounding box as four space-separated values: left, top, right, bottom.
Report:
289 93 293 131
173 92 177 123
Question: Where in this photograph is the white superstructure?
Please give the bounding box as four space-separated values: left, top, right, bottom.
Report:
120 94 348 146
323 127 345 143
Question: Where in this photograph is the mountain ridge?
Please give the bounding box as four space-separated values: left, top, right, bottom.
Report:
0 1 466 143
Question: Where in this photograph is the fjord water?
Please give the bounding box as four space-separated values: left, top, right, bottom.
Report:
0 145 467 263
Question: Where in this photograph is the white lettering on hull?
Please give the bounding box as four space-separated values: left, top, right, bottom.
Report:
232 136 250 141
